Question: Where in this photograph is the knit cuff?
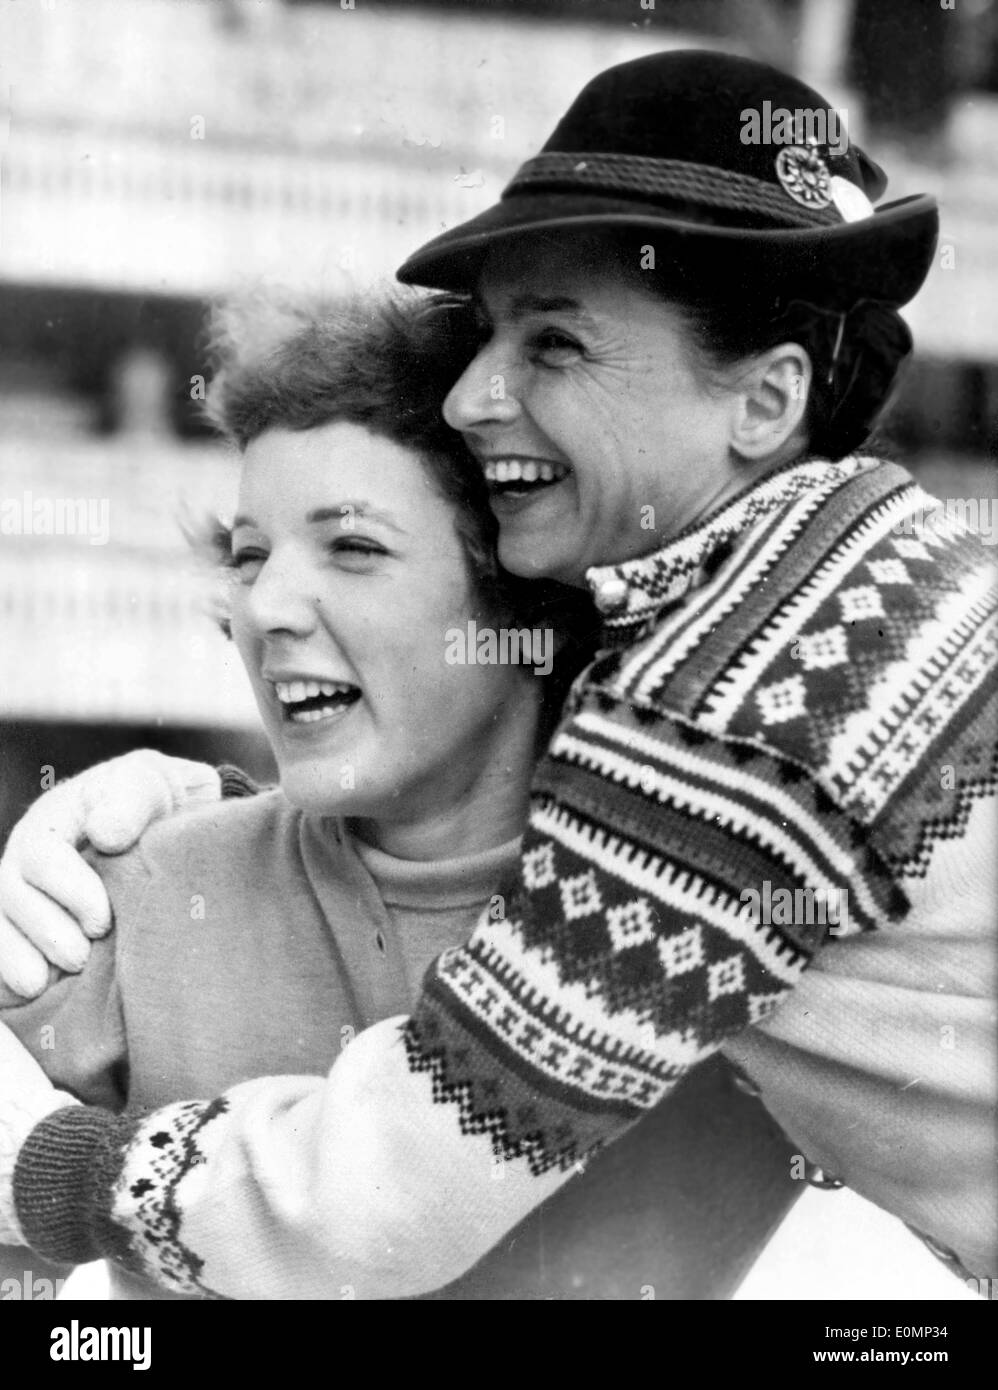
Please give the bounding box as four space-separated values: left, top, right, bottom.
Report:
0 1091 80 1245
216 764 263 800
12 1105 138 1267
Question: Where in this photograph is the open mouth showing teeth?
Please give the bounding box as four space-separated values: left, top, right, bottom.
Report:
482 458 570 497
272 678 361 724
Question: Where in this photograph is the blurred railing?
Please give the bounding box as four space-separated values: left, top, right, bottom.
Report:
0 0 673 158
0 124 491 295
0 544 255 726
3 2 996 354
2 121 997 359
880 125 998 363
6 114 998 361
0 437 258 726
0 1 689 295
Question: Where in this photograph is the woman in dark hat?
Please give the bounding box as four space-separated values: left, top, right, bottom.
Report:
392 50 995 1283
1 51 995 1297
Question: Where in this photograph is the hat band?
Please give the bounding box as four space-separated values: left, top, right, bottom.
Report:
505 151 844 230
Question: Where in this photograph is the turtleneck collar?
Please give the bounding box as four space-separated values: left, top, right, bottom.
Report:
585 455 879 645
347 828 521 911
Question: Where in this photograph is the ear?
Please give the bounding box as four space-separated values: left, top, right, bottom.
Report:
729 343 811 462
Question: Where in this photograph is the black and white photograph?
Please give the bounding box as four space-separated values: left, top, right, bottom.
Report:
0 0 995 1340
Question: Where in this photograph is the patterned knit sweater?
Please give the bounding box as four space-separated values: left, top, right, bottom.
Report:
6 455 997 1296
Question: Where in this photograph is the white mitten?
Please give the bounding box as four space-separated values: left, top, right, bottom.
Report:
0 752 220 997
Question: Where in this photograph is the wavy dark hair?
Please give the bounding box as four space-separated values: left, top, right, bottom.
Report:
680 294 911 461
607 234 912 461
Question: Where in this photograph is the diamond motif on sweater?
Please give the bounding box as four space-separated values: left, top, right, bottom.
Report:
523 841 557 891
560 869 603 921
708 955 746 1000
797 625 849 671
838 585 884 622
656 924 705 977
892 537 930 562
756 674 808 725
605 898 656 950
867 557 911 585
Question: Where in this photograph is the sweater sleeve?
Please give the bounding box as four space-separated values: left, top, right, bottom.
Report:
8 639 870 1298
402 672 881 1167
0 902 129 1114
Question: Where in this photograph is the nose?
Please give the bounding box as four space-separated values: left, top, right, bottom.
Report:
241 550 319 639
443 339 521 434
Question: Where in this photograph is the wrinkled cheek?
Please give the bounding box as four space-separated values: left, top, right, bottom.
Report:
574 458 629 537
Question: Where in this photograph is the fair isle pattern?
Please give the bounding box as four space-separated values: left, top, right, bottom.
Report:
107 1100 230 1298
877 696 998 878
552 714 884 930
407 456 998 1172
625 471 925 707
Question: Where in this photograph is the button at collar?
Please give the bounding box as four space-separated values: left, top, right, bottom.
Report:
592 575 629 615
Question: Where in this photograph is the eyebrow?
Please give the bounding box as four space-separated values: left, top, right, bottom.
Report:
231 503 408 536
476 292 599 331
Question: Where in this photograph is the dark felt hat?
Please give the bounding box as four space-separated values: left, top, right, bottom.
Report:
397 50 938 308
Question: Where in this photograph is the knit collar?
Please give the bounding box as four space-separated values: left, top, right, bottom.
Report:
585 454 879 644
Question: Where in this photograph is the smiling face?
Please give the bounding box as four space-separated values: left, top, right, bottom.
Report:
229 419 540 845
441 234 741 586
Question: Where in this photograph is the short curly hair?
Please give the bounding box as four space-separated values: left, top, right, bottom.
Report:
203 287 508 596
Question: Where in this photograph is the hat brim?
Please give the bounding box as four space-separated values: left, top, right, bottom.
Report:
397 192 939 309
